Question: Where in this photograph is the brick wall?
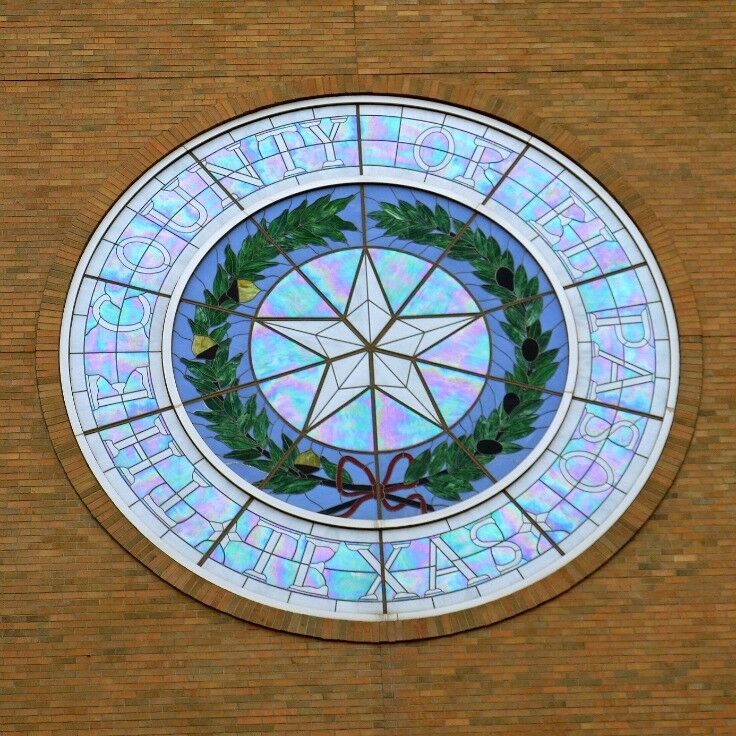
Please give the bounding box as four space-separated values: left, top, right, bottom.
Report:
1 2 734 733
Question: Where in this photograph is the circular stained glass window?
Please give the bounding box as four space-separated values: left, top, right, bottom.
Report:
61 96 678 622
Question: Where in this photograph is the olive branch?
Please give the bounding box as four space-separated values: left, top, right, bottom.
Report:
368 200 560 501
181 194 361 495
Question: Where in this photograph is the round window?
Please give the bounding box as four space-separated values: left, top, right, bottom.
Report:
61 96 678 621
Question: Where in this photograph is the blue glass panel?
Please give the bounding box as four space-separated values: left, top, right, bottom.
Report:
259 270 337 318
261 363 326 429
418 318 490 375
418 364 486 426
578 268 658 414
375 391 441 451
300 249 362 313
403 267 478 316
309 390 374 452
214 508 382 601
368 248 431 311
250 323 324 379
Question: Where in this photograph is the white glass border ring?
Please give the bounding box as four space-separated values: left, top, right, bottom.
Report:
60 95 679 622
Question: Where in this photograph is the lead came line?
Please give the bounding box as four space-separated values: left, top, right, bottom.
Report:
564 261 647 290
409 355 565 555
481 143 531 205
83 347 365 436
320 493 431 517
378 528 388 614
362 182 388 523
362 289 556 327
356 103 364 176
84 273 173 299
571 394 663 421
188 149 245 211
186 148 372 348
369 346 665 422
198 365 370 566
82 273 351 326
343 249 367 322
367 143 531 348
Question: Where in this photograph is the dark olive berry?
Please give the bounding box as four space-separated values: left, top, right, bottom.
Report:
476 439 503 455
198 344 219 361
503 392 521 414
495 266 514 291
225 280 239 302
522 337 539 362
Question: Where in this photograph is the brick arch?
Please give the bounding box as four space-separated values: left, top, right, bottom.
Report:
35 75 702 641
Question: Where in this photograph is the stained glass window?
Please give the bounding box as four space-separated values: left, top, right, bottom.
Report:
61 96 678 621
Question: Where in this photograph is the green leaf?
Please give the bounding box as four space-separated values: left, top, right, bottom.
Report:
427 443 449 475
446 441 470 471
525 298 543 326
253 411 269 447
209 324 229 344
244 395 257 417
514 264 528 296
224 447 263 463
213 265 230 300
224 244 237 276
265 438 283 463
532 347 560 372
367 200 456 248
501 442 523 454
267 472 321 495
434 204 451 234
427 474 470 501
249 458 275 473
504 304 527 333
500 422 535 442
321 457 353 485
529 361 559 386
501 319 526 345
275 434 290 452
404 450 431 484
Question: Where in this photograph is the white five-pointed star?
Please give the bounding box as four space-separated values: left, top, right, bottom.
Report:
259 250 486 436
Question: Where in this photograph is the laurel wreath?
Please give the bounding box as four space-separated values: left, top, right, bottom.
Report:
181 194 560 507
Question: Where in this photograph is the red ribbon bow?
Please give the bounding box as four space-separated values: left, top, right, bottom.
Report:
335 453 428 518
